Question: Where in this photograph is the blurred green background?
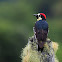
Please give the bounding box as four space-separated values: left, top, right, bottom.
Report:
0 0 62 62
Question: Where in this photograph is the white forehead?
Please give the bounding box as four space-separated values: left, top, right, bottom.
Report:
38 13 40 16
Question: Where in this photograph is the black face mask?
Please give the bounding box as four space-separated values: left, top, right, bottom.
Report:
36 15 38 19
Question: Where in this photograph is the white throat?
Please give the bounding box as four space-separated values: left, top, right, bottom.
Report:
37 17 42 21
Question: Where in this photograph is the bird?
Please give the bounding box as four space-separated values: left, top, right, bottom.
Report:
21 13 59 62
33 13 48 42
33 13 46 21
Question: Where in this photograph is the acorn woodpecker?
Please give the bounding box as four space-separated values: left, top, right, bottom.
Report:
33 13 46 21
33 13 48 41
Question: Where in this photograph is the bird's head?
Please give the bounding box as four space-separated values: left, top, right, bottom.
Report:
33 13 46 21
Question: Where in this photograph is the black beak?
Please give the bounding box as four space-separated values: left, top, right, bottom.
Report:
33 14 38 17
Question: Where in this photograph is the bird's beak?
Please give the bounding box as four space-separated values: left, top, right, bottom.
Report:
33 14 38 17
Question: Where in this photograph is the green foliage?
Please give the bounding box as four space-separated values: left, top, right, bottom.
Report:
0 1 34 62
